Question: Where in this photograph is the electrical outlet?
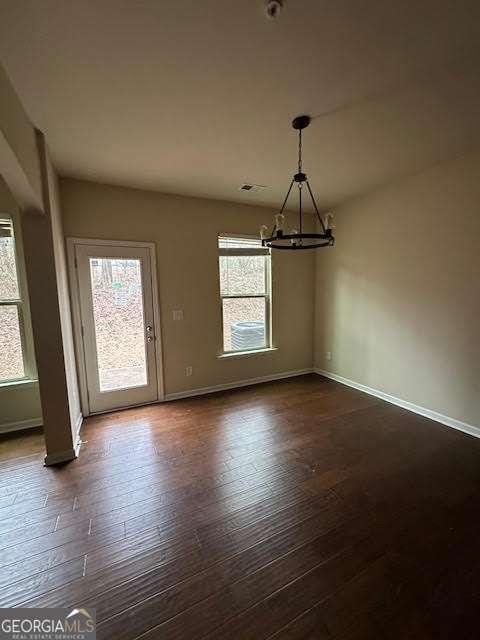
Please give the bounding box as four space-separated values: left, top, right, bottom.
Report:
326 351 332 361
172 310 184 321
185 366 193 377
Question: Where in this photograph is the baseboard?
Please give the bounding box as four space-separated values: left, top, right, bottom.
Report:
44 413 84 466
73 413 83 457
73 437 82 459
0 417 42 435
165 368 314 401
44 447 78 466
315 368 480 439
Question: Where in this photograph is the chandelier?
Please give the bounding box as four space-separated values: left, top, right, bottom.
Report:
260 115 335 250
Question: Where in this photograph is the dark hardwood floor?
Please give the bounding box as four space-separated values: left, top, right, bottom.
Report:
0 374 479 639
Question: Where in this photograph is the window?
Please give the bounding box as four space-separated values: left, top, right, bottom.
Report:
0 217 30 382
218 235 271 354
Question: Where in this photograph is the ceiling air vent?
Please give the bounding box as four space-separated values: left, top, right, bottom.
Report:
239 183 267 192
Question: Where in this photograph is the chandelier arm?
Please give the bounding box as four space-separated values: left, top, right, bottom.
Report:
299 183 302 234
305 180 327 234
279 178 295 214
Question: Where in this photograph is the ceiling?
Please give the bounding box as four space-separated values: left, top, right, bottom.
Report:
1 0 480 210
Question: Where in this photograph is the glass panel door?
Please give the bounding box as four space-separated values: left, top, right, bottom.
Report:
75 243 159 414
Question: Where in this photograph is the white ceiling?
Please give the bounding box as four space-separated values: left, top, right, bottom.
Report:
1 0 480 210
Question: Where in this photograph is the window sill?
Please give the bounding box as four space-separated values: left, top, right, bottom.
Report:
0 378 39 391
218 347 278 359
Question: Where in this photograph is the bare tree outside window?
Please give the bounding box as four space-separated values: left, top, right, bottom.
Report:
89 257 148 391
0 218 26 382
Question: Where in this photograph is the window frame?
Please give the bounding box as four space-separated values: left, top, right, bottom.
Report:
0 213 36 385
218 234 272 356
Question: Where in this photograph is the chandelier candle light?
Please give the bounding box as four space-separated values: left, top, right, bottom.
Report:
260 115 335 250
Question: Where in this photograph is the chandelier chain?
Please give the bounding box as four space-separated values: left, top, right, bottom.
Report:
305 180 327 234
299 178 303 234
298 129 302 172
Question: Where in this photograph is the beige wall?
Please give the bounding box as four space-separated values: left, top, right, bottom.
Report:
46 149 82 439
21 207 74 455
60 178 315 397
20 132 81 460
0 382 42 430
314 150 480 427
0 64 42 209
0 62 80 459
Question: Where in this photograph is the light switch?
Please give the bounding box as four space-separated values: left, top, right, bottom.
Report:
172 310 184 321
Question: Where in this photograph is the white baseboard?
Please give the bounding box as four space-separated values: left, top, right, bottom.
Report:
315 368 480 439
44 447 78 466
74 413 83 439
165 368 314 401
73 413 83 457
44 413 84 466
0 417 42 435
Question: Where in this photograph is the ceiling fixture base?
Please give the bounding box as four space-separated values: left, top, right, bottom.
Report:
292 115 311 130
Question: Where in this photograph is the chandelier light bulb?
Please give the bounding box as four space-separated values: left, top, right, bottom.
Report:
323 212 335 230
274 213 285 232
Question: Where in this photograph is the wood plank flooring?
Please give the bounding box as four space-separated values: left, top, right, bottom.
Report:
0 374 479 639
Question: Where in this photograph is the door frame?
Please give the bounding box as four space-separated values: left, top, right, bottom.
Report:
67 237 165 416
